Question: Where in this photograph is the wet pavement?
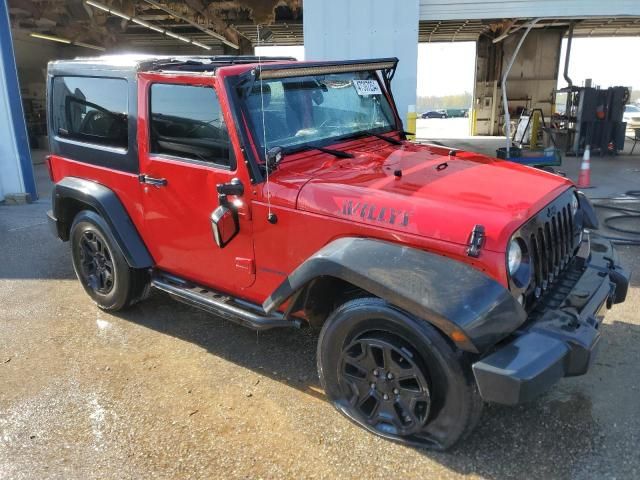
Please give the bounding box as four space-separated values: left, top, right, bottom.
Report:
1 165 639 479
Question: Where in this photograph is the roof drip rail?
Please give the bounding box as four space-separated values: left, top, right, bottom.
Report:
144 55 297 72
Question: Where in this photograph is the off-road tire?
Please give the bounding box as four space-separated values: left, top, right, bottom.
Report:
317 297 483 450
70 210 149 311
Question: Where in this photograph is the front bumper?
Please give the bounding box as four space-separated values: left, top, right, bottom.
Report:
472 233 630 405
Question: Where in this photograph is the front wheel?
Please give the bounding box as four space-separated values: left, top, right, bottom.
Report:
317 298 483 450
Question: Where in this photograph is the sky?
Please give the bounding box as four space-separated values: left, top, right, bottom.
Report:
416 42 476 96
558 37 640 91
256 37 640 96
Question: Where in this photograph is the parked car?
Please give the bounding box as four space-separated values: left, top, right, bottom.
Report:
623 104 640 131
445 108 469 118
46 55 629 450
421 109 447 119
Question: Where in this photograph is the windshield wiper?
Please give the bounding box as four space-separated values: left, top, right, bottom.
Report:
369 132 402 145
305 145 354 159
339 130 403 146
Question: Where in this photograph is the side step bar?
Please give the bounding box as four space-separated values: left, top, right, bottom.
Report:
151 273 301 331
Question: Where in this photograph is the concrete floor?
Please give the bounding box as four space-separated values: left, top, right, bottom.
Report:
416 118 640 199
0 163 639 479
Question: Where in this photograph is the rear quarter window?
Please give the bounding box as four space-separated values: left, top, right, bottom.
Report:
51 76 128 149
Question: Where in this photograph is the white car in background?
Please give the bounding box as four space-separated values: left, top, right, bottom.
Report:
623 104 640 131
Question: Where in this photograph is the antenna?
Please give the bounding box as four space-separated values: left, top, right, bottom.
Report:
256 24 276 224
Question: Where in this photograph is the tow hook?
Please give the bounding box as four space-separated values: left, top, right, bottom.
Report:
466 224 485 258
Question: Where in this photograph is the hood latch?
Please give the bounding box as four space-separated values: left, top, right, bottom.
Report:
466 224 485 258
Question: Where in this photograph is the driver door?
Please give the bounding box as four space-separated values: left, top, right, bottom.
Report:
138 74 255 290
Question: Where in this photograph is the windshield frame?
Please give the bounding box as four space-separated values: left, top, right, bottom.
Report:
235 67 402 173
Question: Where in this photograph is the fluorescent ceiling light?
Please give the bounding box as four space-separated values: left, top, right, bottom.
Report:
165 30 190 43
30 32 71 44
191 41 211 50
86 0 130 20
84 0 211 51
85 0 109 12
74 41 106 51
131 17 164 33
110 10 131 21
30 32 105 51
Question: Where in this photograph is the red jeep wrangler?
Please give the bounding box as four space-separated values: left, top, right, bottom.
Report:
46 55 629 449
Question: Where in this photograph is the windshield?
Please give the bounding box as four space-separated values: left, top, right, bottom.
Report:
240 70 396 158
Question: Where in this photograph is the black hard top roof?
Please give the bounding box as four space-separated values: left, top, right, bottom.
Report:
47 55 298 75
47 55 399 78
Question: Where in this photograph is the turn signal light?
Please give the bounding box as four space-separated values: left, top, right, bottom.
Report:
451 329 468 343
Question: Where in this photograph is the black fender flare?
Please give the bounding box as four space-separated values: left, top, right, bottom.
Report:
262 237 525 353
51 177 153 269
576 191 599 229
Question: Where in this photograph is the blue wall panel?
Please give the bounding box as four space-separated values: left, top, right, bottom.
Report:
0 0 37 200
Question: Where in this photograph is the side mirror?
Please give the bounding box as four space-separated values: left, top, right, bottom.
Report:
311 89 324 105
217 178 244 197
210 205 239 248
266 146 284 171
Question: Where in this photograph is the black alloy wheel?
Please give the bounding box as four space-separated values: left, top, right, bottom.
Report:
70 210 149 311
339 334 431 436
318 298 483 450
78 230 115 294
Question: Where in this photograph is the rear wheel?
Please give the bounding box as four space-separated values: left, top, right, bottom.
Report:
70 210 149 311
317 298 483 450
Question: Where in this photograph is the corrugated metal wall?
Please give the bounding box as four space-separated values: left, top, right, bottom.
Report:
304 0 420 123
420 0 640 20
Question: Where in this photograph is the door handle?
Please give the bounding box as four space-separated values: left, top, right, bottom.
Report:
138 174 167 187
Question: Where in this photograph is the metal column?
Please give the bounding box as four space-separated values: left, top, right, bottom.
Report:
0 0 37 201
303 0 419 130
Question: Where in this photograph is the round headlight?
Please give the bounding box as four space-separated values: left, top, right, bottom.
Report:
571 194 579 216
508 239 523 276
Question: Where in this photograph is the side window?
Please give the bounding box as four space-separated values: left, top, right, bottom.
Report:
51 76 128 149
150 84 231 167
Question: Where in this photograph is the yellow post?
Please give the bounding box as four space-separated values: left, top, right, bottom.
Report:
470 108 477 136
530 110 540 149
406 104 416 141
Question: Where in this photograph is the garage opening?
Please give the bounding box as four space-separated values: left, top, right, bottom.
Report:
416 41 476 139
557 35 640 124
255 45 304 60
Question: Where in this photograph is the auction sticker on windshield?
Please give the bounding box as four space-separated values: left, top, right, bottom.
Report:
353 79 382 96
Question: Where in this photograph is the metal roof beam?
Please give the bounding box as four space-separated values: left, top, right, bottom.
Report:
141 0 239 49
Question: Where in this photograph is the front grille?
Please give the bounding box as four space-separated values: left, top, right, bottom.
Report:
513 189 580 310
529 203 574 296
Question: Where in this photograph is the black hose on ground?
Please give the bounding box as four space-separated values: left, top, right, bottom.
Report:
591 191 640 246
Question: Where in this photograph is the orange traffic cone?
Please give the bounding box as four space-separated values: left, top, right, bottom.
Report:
577 145 593 188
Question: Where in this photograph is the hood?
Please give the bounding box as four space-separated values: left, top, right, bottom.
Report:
291 141 572 252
